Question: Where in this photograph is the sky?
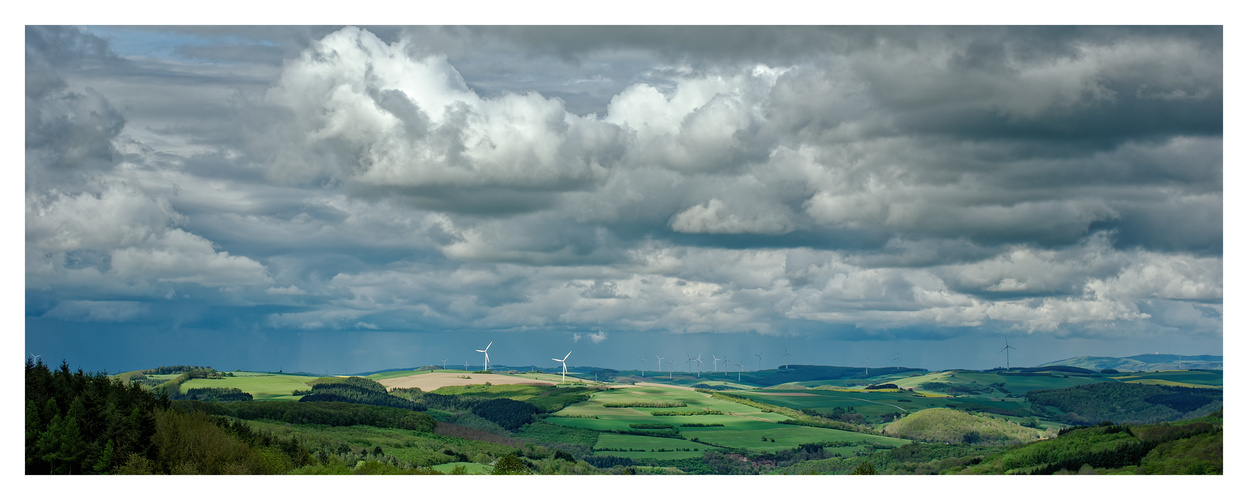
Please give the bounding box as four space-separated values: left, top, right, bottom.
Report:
22 24 1226 375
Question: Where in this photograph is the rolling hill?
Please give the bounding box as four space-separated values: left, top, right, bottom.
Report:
1042 354 1222 372
882 408 1051 445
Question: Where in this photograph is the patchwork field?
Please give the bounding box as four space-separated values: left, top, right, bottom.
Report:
547 383 909 458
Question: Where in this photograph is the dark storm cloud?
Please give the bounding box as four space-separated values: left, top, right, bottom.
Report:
25 26 126 172
848 27 1222 148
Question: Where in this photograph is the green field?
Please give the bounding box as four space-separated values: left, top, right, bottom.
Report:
176 372 322 401
740 389 929 419
681 421 906 452
547 384 909 456
593 433 720 460
891 371 1111 395
1111 370 1222 388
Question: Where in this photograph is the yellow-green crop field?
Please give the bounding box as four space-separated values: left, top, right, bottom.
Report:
178 372 320 401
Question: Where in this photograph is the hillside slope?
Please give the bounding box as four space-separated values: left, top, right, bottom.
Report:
882 408 1050 445
956 411 1222 474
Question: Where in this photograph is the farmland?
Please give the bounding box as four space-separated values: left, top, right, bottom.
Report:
544 383 909 459
49 359 1218 475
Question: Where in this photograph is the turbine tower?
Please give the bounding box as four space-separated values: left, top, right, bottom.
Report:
1001 339 1016 370
863 357 870 377
655 355 664 378
694 354 703 377
755 352 763 371
712 355 722 373
639 357 646 377
552 352 572 383
667 359 674 380
476 341 493 372
736 361 743 382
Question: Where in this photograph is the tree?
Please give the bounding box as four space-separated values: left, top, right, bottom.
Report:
851 461 878 475
491 453 531 475
36 411 87 474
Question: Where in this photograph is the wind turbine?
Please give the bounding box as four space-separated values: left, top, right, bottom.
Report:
476 342 493 372
722 356 731 375
442 358 448 371
685 354 693 374
667 359 674 380
1001 338 1016 370
552 352 572 383
736 361 743 382
655 355 664 378
28 353 41 365
639 357 646 377
863 357 870 377
783 349 791 370
755 352 763 371
694 354 703 377
712 355 722 373
894 353 902 370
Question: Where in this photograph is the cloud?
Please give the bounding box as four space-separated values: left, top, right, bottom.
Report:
26 183 272 293
670 198 796 235
24 26 1222 371
252 27 625 215
573 331 609 344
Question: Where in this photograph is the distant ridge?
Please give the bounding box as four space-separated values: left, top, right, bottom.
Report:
1041 354 1222 372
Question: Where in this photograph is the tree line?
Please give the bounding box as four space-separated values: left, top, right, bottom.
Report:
26 359 315 474
299 377 427 411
